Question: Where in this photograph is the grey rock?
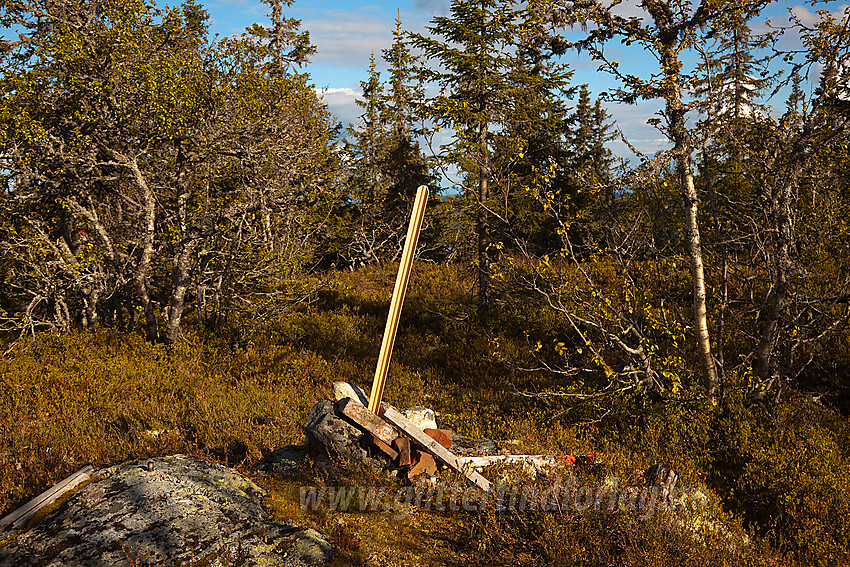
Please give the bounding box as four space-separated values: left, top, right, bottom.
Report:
0 454 334 567
450 434 499 457
303 400 378 470
254 445 309 478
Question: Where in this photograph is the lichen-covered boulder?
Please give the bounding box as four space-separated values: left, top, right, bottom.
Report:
0 455 334 567
303 399 379 471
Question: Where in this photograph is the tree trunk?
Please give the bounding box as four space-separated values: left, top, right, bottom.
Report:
654 9 719 394
681 156 719 395
85 288 100 330
128 156 159 342
705 159 728 384
477 109 491 312
756 176 797 383
164 241 197 344
163 145 194 344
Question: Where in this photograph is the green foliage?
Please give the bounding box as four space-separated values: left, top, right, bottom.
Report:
715 393 850 564
409 0 575 307
0 0 338 341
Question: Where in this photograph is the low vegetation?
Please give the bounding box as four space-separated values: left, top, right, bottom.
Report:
2 263 849 565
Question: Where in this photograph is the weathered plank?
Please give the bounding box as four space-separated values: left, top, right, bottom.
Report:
337 397 398 446
0 464 93 531
455 455 569 471
369 435 399 460
380 404 494 493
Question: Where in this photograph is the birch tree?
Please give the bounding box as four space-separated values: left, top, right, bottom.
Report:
560 0 772 396
0 0 336 343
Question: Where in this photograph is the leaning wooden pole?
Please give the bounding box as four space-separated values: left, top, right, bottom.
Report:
368 185 429 414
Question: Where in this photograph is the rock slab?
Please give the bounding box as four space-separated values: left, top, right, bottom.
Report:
0 454 334 567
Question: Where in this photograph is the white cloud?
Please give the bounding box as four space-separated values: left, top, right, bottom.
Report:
603 101 669 159
317 87 362 128
301 9 396 69
413 0 450 17
790 4 820 27
609 0 646 20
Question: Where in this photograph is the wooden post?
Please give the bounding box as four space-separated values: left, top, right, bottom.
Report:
368 185 429 414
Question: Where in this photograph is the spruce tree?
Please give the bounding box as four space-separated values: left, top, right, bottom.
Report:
494 0 574 255
344 21 433 268
411 0 571 309
564 85 617 245
379 16 433 220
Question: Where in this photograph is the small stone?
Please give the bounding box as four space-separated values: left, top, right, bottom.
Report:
401 406 437 430
645 463 679 506
254 445 308 477
285 528 336 566
392 437 412 467
331 382 369 406
424 428 453 449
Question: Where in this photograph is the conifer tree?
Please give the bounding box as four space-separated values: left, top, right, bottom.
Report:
411 0 513 309
350 55 388 211
565 85 617 235
494 1 574 255
412 0 571 309
383 15 421 141
344 19 433 268
379 16 433 220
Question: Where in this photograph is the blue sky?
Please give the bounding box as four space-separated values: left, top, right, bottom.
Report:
203 0 656 156
200 1 836 160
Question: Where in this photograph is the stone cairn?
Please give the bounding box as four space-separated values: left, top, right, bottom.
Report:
257 381 501 487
